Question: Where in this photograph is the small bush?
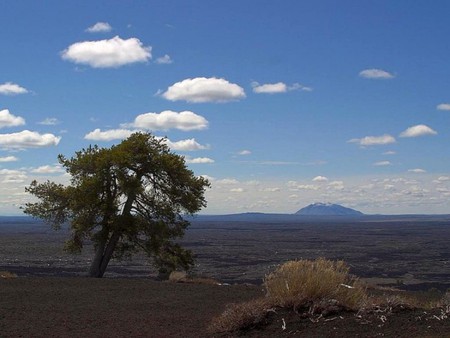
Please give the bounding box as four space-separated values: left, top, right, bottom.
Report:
263 258 367 310
167 271 220 285
210 258 368 333
0 271 17 279
208 298 272 333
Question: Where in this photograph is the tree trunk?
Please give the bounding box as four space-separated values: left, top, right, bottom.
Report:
88 231 121 278
88 192 137 278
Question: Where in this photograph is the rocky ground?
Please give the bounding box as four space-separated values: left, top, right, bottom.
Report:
1 277 450 337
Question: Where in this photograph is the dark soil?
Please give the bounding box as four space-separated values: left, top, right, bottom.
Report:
1 277 450 337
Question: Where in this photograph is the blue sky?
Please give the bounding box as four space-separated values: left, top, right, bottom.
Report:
1 1 450 215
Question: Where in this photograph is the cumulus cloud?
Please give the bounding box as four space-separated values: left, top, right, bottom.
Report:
0 156 18 162
61 36 151 68
287 181 320 190
0 82 29 95
155 54 173 64
0 109 25 128
374 161 391 166
86 22 112 33
84 128 135 141
165 138 209 151
408 168 426 173
238 150 251 156
359 68 395 79
348 134 396 146
31 165 64 174
38 118 60 125
437 103 450 111
185 157 215 164
161 77 245 103
251 82 312 94
0 130 61 150
399 124 437 138
312 176 328 182
126 110 208 131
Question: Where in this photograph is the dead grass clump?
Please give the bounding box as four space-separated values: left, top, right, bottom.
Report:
208 298 272 333
264 258 367 311
0 271 17 279
167 271 220 285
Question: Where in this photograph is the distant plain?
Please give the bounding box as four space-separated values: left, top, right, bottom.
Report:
1 215 450 291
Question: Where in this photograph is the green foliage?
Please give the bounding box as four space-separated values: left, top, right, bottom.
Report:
23 132 209 277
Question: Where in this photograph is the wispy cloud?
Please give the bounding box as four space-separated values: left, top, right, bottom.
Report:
155 54 173 64
359 68 395 79
373 161 391 166
85 22 112 33
408 168 426 173
161 77 245 103
38 118 60 126
251 81 312 94
437 103 450 111
399 124 437 138
61 36 151 68
348 134 396 146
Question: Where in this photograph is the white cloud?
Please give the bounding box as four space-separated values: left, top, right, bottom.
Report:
0 82 29 95
348 134 396 146
86 22 112 33
0 130 60 150
230 188 244 193
0 156 18 162
437 103 450 111
216 178 239 185
359 68 395 79
0 109 25 128
251 82 312 94
374 161 392 166
438 176 450 182
408 169 426 173
238 150 251 156
0 169 27 184
165 138 209 151
127 110 208 131
161 77 245 103
84 128 135 141
61 36 151 68
185 157 215 164
312 176 328 182
287 181 320 190
383 151 396 155
252 82 287 94
261 187 281 192
328 181 344 190
31 165 64 174
399 124 437 138
38 118 59 125
155 54 173 64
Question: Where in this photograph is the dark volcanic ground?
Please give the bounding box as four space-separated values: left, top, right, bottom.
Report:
1 216 450 290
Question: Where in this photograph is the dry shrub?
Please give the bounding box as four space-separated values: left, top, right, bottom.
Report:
168 271 220 285
264 258 367 310
208 298 272 333
0 271 17 279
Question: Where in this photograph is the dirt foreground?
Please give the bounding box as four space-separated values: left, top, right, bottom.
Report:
1 277 450 337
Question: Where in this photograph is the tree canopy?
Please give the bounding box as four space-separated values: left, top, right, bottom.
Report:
24 133 209 278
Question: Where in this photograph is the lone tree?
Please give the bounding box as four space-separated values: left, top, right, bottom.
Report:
24 133 209 278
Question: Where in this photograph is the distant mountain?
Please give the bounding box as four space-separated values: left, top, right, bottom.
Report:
295 203 363 216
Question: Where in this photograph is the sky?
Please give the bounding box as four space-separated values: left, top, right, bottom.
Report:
1 1 450 215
